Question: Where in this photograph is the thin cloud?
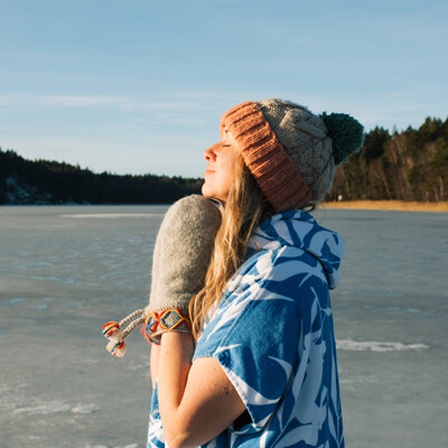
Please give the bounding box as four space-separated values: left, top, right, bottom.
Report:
0 92 220 116
0 93 134 109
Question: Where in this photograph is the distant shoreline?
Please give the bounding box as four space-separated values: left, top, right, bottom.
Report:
1 200 448 213
322 200 448 213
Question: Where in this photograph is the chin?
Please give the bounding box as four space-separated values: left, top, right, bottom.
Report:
201 182 213 198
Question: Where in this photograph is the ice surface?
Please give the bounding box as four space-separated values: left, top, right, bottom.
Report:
1 205 447 447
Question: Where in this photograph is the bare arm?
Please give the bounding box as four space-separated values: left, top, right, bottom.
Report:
150 343 160 388
156 332 246 448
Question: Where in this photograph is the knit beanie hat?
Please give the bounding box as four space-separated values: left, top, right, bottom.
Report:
220 99 364 212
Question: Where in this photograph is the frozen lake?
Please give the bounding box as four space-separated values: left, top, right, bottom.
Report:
1 205 447 447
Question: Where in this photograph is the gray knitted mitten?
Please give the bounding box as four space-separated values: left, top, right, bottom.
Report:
144 194 221 343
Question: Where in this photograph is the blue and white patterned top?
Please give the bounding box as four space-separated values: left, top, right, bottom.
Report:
147 210 345 448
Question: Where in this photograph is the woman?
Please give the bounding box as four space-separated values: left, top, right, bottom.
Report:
145 99 364 448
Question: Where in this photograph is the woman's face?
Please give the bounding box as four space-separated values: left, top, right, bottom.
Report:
202 128 240 204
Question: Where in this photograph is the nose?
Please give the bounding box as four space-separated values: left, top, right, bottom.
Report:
204 142 220 161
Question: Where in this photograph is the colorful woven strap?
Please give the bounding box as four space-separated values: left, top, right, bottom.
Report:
101 308 145 357
102 307 192 356
142 308 192 344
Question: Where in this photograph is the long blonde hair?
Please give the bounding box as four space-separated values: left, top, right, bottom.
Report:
189 155 270 338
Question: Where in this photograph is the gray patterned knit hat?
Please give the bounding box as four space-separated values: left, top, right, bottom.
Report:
220 98 365 212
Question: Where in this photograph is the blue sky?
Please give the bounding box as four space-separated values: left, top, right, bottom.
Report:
1 0 447 178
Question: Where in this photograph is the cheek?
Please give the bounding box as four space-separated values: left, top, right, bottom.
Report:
222 166 234 187
219 162 237 195
224 153 239 179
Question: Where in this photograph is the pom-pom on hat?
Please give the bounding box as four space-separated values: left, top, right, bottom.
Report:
220 99 364 212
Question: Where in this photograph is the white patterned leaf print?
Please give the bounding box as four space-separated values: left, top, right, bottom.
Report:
214 344 241 355
202 436 218 448
277 257 326 285
205 298 247 338
268 356 293 379
222 364 279 408
280 220 315 246
293 353 329 443
274 424 313 447
308 229 340 256
200 276 260 344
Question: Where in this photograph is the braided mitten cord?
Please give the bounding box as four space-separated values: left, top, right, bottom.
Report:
102 308 146 357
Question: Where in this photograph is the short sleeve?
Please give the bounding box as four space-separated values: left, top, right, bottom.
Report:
193 246 323 429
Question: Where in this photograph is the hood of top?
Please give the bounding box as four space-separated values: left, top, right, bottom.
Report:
249 210 344 289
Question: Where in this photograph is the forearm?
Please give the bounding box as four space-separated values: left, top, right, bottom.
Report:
154 331 246 448
150 344 160 388
157 332 196 448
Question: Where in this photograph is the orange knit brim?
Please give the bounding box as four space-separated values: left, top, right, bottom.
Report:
220 101 313 212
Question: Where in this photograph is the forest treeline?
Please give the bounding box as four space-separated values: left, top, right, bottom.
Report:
0 150 202 205
1 115 447 205
327 116 448 202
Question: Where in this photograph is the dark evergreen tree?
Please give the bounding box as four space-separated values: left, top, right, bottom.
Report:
1 115 447 205
0 148 202 205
